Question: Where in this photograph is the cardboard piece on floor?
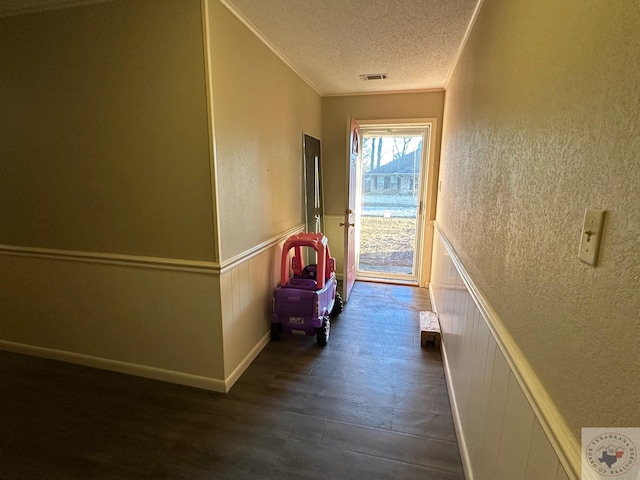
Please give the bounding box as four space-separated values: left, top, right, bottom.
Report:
420 311 440 348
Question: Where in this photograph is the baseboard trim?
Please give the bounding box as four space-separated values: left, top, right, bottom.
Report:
0 340 226 393
433 222 580 479
440 337 475 480
224 331 271 391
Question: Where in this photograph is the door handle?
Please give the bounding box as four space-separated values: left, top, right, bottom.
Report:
340 222 355 227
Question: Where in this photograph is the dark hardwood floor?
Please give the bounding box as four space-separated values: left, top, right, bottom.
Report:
0 281 464 479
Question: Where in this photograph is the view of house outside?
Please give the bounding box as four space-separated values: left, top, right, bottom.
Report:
359 136 422 275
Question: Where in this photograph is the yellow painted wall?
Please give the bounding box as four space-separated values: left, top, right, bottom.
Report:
0 0 323 390
0 0 226 387
208 0 322 262
0 0 215 261
438 0 640 440
206 1 322 383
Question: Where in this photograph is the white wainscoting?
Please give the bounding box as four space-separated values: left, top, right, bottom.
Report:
0 254 226 391
323 214 344 279
220 224 305 390
430 225 577 480
0 224 305 393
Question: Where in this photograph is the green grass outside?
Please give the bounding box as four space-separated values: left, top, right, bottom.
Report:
359 216 416 271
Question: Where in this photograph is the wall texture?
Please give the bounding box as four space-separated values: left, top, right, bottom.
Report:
208 0 322 262
0 0 229 388
0 0 325 392
437 0 640 466
206 0 321 382
0 0 216 261
0 0 323 392
431 229 572 479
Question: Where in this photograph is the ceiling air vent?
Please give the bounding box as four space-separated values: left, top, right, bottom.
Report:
359 73 388 81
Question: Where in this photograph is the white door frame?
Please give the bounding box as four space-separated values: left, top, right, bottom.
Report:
354 118 438 287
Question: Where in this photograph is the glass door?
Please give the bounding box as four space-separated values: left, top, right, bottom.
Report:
356 126 430 283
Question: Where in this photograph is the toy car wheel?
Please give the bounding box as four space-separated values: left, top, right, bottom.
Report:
270 323 283 341
330 292 343 316
302 264 317 280
316 316 330 346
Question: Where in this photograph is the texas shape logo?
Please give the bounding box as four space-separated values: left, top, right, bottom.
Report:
585 432 636 477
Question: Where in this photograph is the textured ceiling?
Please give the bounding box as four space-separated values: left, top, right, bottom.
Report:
223 0 480 95
0 0 480 96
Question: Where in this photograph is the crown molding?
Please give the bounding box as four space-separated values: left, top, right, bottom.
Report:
0 0 114 17
217 0 323 96
443 0 486 90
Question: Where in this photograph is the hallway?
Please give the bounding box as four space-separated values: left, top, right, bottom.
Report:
1 282 464 479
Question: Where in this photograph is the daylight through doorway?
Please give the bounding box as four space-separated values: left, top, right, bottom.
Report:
356 127 429 283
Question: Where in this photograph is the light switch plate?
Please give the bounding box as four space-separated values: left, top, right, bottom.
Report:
578 209 606 266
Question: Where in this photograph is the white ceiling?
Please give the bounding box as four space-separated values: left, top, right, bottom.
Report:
0 0 481 96
222 0 480 95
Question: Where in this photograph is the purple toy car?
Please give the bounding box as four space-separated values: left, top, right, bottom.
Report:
271 233 343 346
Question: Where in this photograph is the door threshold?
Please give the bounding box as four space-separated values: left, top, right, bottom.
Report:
355 276 419 287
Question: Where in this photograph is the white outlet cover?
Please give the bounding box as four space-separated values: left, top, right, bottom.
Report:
578 209 606 266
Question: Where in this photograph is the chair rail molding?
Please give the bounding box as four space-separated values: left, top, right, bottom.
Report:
432 221 579 479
